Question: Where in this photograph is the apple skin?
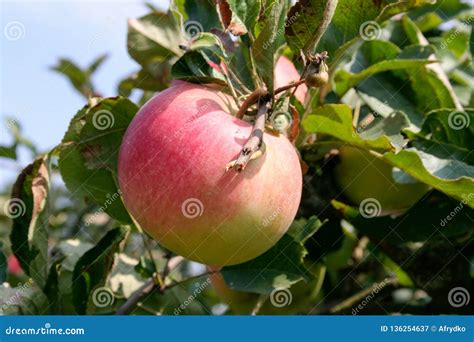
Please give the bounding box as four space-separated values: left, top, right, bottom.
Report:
275 56 308 104
118 82 302 266
7 255 23 276
334 146 429 210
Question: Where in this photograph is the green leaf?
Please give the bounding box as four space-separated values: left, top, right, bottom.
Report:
178 0 222 32
383 149 474 207
418 108 474 151
470 20 474 57
301 104 395 151
180 32 229 60
356 74 424 128
50 54 107 98
0 246 6 283
0 144 17 160
59 97 138 223
221 233 313 294
336 59 432 96
127 11 184 67
359 111 410 152
9 157 50 288
287 216 325 244
285 0 338 54
336 193 473 245
314 0 434 60
72 226 129 314
43 259 62 314
252 0 288 92
410 0 472 32
218 0 261 36
171 50 227 85
0 118 37 159
57 239 95 272
118 61 173 97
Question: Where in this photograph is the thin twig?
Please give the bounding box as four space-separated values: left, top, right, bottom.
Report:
115 277 156 315
115 256 184 315
274 79 307 96
251 294 269 315
328 277 398 314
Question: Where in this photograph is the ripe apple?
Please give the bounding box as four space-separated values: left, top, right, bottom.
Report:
209 262 325 314
334 146 429 211
7 255 23 276
275 56 308 103
118 81 302 266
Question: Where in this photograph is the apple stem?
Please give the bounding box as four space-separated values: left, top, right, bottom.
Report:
227 100 269 172
236 87 269 119
235 79 307 120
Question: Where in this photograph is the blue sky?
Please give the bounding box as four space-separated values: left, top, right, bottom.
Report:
0 0 168 185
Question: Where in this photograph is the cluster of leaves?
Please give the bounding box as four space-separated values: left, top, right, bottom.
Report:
1 0 473 315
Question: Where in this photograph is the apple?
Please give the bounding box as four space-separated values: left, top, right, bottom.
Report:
7 255 23 276
334 146 429 211
118 81 302 266
209 262 325 314
275 56 308 103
